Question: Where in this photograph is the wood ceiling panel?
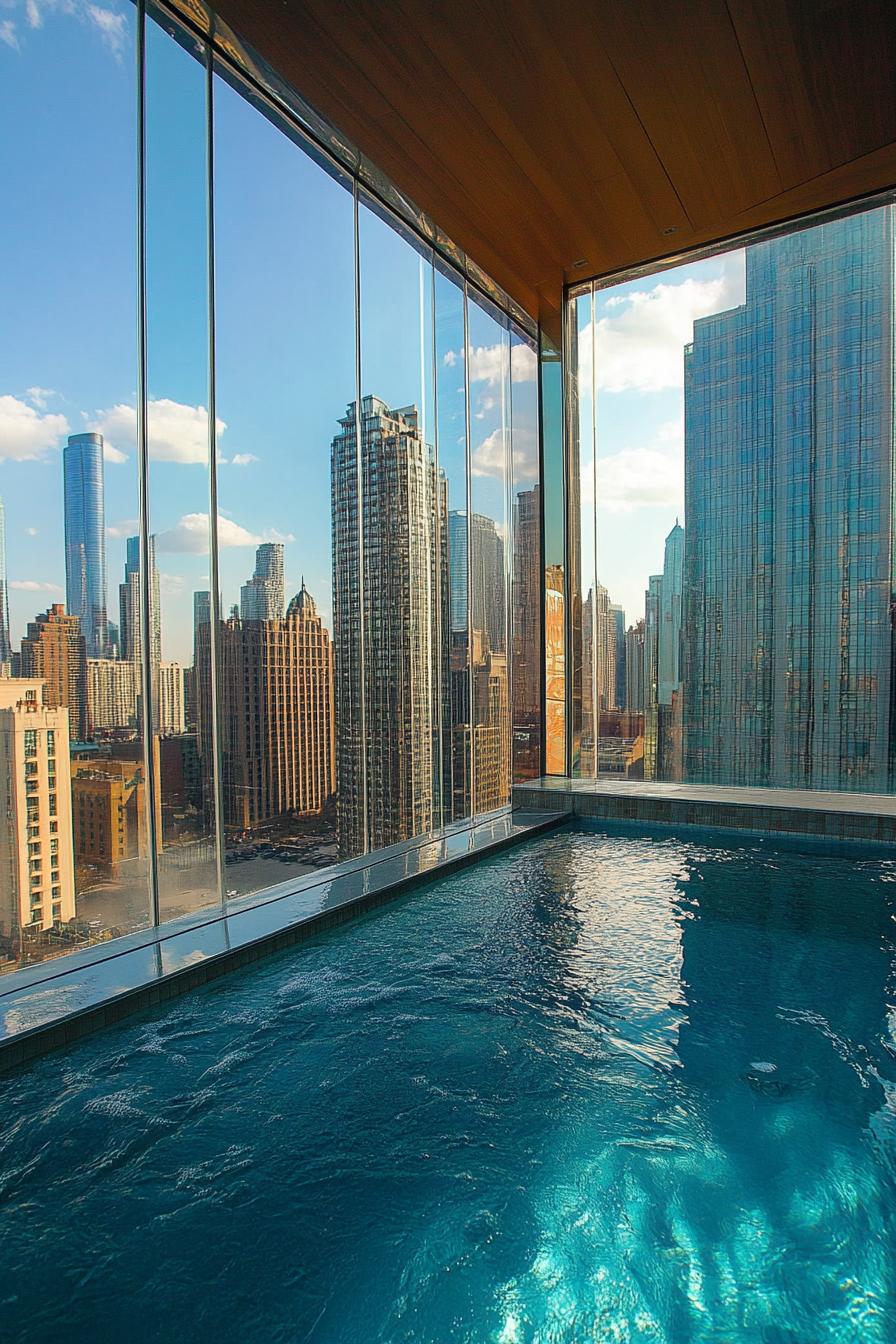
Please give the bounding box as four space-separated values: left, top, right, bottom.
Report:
211 0 896 324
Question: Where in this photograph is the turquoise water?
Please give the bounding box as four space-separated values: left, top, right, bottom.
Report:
2 824 895 1343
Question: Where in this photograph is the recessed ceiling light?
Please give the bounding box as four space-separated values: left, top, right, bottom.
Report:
661 226 678 236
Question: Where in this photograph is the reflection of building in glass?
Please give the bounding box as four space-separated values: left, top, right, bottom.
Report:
240 542 285 622
644 523 684 780
449 510 506 652
611 603 626 710
511 484 541 779
208 582 334 831
597 709 645 778
683 210 896 790
0 497 11 670
119 535 161 673
63 432 108 658
449 631 510 813
332 397 444 857
20 604 88 742
87 657 138 736
158 662 186 737
0 680 76 945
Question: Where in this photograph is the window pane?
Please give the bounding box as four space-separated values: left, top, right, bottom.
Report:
357 199 440 849
510 326 542 782
467 295 511 812
145 6 219 920
213 69 351 900
540 337 566 775
434 263 472 821
0 0 150 971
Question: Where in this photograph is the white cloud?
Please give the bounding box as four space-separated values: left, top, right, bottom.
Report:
106 518 139 540
25 527 38 536
85 4 126 55
591 254 745 394
156 513 293 555
89 399 226 466
230 453 258 467
0 19 19 48
465 341 537 386
25 0 41 28
471 427 509 479
25 386 55 409
598 418 683 514
442 350 458 368
10 579 62 593
0 394 69 461
159 572 184 596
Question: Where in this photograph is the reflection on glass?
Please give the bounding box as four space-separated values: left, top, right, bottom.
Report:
540 336 566 775
590 204 895 792
434 264 472 821
0 0 151 971
510 325 542 782
357 199 440 850
572 291 597 777
145 6 219 918
213 68 351 900
468 295 511 812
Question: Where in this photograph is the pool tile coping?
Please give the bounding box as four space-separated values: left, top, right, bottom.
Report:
0 808 569 1072
513 777 896 845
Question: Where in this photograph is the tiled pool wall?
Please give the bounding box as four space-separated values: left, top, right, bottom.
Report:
513 782 896 847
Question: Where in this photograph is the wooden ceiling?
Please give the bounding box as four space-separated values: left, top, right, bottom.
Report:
212 0 896 328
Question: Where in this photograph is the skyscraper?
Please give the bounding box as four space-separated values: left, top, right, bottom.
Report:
447 511 468 635
511 484 542 779
624 619 646 713
240 543 285 622
208 582 335 829
682 208 896 791
642 523 684 780
611 603 626 711
331 397 445 857
20 604 88 742
63 432 108 658
119 535 161 672
0 497 10 670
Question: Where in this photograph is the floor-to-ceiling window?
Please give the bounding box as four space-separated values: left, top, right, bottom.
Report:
568 197 896 793
0 0 540 978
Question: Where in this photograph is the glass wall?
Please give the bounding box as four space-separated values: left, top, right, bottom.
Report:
570 198 896 793
0 0 539 978
0 0 152 966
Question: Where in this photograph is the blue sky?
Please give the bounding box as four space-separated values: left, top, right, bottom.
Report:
0 0 741 663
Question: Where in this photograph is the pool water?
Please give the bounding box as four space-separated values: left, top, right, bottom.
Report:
2 824 895 1343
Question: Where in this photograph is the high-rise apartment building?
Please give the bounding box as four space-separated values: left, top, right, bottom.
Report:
86 658 139 735
682 209 896 790
63 432 108 658
511 485 541 778
447 511 468 635
158 662 186 737
240 543 285 623
611 604 626 712
209 583 334 830
0 680 76 945
20 604 88 742
331 397 445 857
624 619 646 714
0 497 11 670
119 535 161 672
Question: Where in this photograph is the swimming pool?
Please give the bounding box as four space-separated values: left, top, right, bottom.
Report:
2 823 895 1342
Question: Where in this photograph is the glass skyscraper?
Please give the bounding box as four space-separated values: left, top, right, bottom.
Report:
63 432 108 658
0 496 10 668
682 207 896 791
